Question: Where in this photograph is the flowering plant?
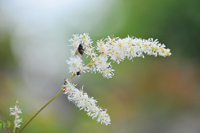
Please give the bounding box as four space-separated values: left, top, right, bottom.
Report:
10 101 22 132
1 33 171 132
63 33 171 126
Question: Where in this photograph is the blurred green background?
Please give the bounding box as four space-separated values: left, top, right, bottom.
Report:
0 0 200 133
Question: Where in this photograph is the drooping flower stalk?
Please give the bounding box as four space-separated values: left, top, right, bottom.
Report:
62 79 111 125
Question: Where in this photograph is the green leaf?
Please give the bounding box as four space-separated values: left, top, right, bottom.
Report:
0 120 5 130
0 120 12 130
0 120 2 130
6 120 12 128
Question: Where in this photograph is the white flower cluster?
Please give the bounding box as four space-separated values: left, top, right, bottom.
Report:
66 33 171 79
64 33 171 125
66 33 95 75
10 100 22 128
63 79 111 125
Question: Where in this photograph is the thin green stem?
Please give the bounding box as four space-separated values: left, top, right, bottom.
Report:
17 74 76 133
17 58 96 133
13 101 18 133
69 74 76 82
17 89 63 133
13 126 15 133
83 58 97 69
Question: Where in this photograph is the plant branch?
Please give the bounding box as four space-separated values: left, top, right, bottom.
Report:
18 74 76 133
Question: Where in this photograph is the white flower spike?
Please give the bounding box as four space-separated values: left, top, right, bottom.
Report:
63 79 111 125
10 100 22 129
67 33 171 78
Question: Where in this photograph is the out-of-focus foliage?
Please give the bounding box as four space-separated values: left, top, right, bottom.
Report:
0 0 200 133
0 120 11 131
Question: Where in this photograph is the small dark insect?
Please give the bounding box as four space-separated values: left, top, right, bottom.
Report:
107 65 111 68
64 79 67 85
76 71 81 75
78 44 84 56
100 109 107 112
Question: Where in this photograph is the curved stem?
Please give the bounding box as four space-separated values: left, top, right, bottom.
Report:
17 89 63 133
17 53 100 133
17 57 96 133
18 74 76 133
